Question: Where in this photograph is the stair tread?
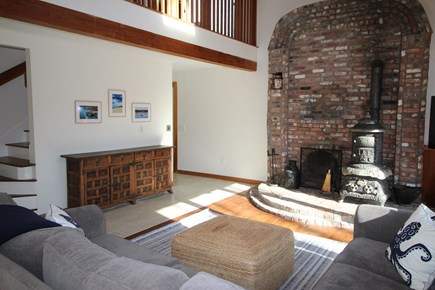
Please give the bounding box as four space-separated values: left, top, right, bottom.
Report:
0 156 35 167
0 175 36 182
5 142 30 149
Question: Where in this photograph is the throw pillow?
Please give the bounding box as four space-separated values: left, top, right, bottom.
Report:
0 192 17 205
45 204 80 228
0 205 60 246
386 204 435 290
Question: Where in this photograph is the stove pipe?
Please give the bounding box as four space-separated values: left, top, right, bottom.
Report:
370 60 383 124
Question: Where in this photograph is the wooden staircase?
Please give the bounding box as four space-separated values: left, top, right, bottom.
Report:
0 131 36 182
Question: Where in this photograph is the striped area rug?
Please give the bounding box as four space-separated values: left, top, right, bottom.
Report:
131 209 347 290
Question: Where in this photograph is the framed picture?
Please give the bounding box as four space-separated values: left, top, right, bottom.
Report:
75 101 102 124
132 103 151 122
108 89 126 117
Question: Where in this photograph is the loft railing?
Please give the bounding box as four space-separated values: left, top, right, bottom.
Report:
125 0 257 46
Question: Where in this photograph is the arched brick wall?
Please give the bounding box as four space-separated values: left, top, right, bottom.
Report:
267 0 432 186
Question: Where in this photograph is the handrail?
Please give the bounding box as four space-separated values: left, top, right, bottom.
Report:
0 62 26 87
125 0 256 46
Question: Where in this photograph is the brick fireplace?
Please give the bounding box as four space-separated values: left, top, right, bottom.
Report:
267 0 432 189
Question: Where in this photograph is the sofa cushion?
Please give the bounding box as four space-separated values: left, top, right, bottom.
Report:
312 263 410 290
0 205 60 246
0 227 83 280
334 237 405 284
386 204 435 289
43 230 189 290
45 204 80 228
83 257 189 290
0 254 52 290
91 234 197 277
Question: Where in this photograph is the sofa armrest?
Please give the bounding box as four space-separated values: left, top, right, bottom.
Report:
353 204 413 243
65 205 106 239
0 253 52 290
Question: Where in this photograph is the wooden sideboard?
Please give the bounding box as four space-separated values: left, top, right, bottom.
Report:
61 146 173 209
423 147 435 208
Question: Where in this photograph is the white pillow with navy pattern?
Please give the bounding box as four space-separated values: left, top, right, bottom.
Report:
386 204 435 290
45 204 79 228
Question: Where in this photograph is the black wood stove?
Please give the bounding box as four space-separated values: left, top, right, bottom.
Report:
340 60 393 206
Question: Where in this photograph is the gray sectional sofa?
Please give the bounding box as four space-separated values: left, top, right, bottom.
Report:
0 193 244 290
3 190 434 290
313 204 435 290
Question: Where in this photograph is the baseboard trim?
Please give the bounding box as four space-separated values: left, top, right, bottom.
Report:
175 170 262 185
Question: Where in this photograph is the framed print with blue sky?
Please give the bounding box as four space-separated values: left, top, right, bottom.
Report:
108 89 126 117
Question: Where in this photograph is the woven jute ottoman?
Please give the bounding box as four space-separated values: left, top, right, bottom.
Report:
171 215 294 290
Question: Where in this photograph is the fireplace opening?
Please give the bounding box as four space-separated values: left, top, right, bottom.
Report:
300 148 342 192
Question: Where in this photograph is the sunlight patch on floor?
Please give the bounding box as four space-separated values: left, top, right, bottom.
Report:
156 202 199 219
105 176 256 237
189 183 251 206
224 183 251 192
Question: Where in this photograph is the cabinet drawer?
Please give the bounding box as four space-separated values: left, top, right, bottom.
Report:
155 148 171 158
83 156 110 168
135 150 154 161
111 153 134 165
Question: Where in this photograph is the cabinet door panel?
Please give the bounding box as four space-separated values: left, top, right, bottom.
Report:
155 158 172 192
110 164 134 205
84 167 110 208
135 161 154 198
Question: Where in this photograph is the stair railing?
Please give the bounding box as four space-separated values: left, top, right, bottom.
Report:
125 0 256 46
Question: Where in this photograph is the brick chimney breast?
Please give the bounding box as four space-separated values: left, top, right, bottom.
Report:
267 0 432 187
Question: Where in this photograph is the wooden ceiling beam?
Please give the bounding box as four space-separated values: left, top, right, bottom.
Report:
0 62 26 87
0 0 257 71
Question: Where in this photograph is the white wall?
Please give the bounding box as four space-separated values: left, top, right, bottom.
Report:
174 0 435 182
0 18 174 212
174 68 266 180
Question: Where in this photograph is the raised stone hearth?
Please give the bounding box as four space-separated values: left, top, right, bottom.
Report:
249 184 357 230
248 184 420 230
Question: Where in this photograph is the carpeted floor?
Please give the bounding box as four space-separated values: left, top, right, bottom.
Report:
131 209 347 290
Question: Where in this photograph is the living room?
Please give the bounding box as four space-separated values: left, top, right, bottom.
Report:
0 0 434 212
1 0 435 289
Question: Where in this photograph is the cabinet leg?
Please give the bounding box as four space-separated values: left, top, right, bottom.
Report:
168 188 174 194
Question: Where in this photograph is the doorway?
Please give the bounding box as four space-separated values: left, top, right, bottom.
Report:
172 82 178 172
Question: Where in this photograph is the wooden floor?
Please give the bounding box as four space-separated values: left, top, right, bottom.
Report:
106 174 353 242
207 191 353 243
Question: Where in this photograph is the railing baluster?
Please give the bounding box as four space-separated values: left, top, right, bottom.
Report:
124 0 256 45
